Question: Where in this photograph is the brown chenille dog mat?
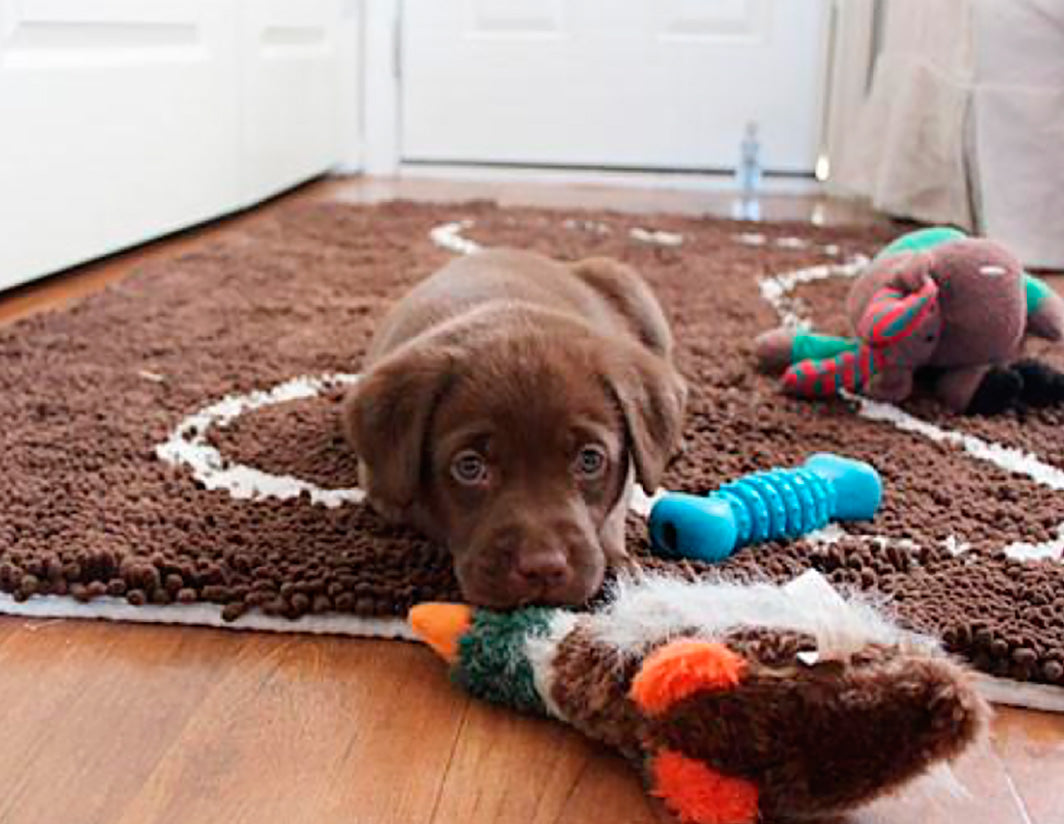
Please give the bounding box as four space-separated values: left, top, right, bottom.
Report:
2 199 1064 702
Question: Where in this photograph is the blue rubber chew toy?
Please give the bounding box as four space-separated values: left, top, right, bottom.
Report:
649 453 883 563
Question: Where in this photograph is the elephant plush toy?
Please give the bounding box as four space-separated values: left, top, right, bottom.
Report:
756 228 1064 414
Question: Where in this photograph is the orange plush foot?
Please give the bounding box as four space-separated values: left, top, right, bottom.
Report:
649 749 759 824
630 640 746 716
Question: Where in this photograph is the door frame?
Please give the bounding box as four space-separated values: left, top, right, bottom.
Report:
360 0 402 173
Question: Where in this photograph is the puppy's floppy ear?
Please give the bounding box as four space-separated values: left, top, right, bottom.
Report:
570 257 674 358
341 342 459 512
603 346 687 494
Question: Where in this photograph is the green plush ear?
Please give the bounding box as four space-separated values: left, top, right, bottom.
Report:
875 226 967 260
1026 273 1055 314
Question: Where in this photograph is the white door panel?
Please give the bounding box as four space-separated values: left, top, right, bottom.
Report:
0 0 242 290
401 0 829 173
238 0 346 203
0 0 357 291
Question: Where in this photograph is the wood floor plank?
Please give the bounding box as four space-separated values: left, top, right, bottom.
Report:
0 619 242 824
991 707 1064 824
426 700 666 824
853 728 1031 824
326 175 889 227
112 636 468 824
542 752 673 824
0 612 1048 824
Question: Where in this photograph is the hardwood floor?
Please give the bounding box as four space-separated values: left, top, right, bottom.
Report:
1 176 1061 824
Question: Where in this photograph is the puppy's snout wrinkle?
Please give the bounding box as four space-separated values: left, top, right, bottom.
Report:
490 520 578 598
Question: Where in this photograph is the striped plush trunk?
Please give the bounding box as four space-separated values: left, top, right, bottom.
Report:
782 279 941 400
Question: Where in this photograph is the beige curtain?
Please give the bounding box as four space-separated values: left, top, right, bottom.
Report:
830 0 1064 269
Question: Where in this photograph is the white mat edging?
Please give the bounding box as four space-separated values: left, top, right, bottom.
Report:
973 674 1064 714
0 593 414 640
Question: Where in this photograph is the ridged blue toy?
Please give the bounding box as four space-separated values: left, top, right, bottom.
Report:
648 453 882 563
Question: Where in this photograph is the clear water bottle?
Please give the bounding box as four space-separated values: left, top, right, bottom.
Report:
735 121 762 221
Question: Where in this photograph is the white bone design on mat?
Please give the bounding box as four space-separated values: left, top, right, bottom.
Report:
430 220 482 255
155 372 364 508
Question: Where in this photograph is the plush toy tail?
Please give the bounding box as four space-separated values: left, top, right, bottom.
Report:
631 640 760 824
782 345 882 397
647 750 760 824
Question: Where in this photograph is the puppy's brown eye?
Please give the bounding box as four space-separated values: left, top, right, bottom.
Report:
451 450 489 485
573 445 607 480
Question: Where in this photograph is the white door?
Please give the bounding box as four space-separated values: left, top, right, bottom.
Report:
239 0 356 204
401 0 830 174
0 0 355 291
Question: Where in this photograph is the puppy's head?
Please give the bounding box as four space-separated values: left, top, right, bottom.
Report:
342 318 685 608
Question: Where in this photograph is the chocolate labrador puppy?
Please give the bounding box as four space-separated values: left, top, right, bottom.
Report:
342 248 685 608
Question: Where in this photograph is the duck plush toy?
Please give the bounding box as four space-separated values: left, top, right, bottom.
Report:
756 227 1064 414
410 570 987 824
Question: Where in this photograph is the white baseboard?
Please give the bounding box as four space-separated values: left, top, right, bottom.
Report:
396 162 824 195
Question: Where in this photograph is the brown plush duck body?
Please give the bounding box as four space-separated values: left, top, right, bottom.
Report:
411 570 988 824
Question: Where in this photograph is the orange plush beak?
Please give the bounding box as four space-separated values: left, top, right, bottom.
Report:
408 603 474 663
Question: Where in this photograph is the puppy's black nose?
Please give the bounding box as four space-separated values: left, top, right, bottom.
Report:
514 547 571 590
